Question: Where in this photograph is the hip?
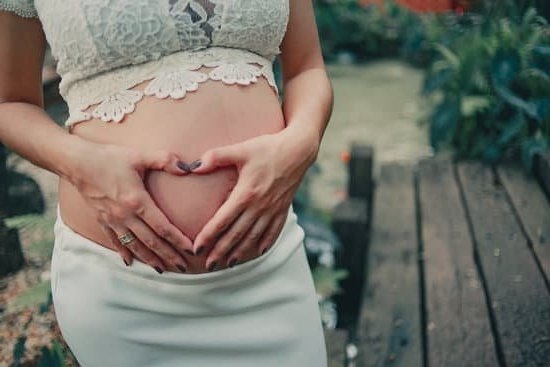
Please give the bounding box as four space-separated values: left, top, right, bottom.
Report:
50 207 327 367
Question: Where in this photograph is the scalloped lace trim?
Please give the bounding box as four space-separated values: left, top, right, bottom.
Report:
63 48 278 127
0 1 38 18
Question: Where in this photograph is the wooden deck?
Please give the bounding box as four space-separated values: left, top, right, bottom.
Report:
329 151 550 366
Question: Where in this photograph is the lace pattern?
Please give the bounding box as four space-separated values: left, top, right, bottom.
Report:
0 0 37 18
64 47 279 127
2 0 289 126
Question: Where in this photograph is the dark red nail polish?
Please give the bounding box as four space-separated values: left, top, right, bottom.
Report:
207 261 217 272
195 246 204 256
123 259 130 266
176 264 187 273
261 247 268 255
228 258 238 268
184 249 194 256
177 161 192 173
154 266 164 274
189 159 202 170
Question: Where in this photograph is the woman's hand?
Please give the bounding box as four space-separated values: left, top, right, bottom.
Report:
190 124 319 270
69 141 193 273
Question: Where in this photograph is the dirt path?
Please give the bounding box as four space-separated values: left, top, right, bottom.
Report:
312 61 432 211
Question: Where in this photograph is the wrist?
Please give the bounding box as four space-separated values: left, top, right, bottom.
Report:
282 121 321 165
56 135 101 185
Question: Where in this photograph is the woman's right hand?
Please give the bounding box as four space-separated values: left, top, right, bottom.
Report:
68 141 193 273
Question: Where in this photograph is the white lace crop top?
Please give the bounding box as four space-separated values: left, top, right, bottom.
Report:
0 0 289 127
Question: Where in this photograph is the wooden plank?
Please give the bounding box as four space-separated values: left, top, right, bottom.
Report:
457 161 550 366
348 143 374 202
418 158 498 366
357 163 422 367
332 198 369 330
325 329 348 367
498 162 550 285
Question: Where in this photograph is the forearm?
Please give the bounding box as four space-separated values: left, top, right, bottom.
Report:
0 102 92 182
281 66 333 163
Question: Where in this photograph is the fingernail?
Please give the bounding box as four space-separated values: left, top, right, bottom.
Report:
154 266 164 274
176 264 187 273
177 161 192 173
207 261 217 272
189 159 202 170
123 259 130 266
228 258 238 268
184 249 194 256
195 246 204 256
261 247 268 255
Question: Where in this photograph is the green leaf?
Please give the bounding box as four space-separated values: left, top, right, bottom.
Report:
312 266 348 298
430 97 460 150
533 98 550 123
13 336 27 363
494 84 539 119
461 96 492 117
37 344 64 367
434 44 460 70
491 47 521 87
423 68 452 96
519 67 550 96
498 113 525 146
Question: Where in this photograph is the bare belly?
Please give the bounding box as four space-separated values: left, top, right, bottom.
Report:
58 74 285 273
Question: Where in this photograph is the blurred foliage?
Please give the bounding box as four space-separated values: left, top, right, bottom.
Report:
422 6 550 171
315 0 422 62
9 288 72 367
293 164 347 328
314 0 550 171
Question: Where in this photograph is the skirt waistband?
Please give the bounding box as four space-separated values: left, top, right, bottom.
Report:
54 205 305 287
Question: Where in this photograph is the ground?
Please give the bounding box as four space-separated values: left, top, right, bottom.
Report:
0 60 431 365
313 61 432 211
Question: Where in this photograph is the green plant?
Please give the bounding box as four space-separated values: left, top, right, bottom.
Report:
422 7 550 171
314 0 423 61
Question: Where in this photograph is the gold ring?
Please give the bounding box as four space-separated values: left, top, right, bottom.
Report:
118 232 136 246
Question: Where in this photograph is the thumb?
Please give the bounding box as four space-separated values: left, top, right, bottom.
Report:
137 150 188 176
192 143 248 174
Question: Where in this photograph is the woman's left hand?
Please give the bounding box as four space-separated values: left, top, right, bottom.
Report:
190 125 319 271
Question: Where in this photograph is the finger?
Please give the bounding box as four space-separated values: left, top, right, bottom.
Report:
205 209 259 271
193 183 249 254
137 195 194 255
192 143 248 174
98 221 134 266
110 224 166 273
137 150 190 176
225 215 271 268
256 213 287 255
126 217 188 273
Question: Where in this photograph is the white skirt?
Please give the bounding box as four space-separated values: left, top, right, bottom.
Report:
50 206 327 367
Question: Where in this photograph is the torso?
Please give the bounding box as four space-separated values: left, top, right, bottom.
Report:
58 68 285 273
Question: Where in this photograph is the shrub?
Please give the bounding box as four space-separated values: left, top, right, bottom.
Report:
314 0 422 61
422 7 550 171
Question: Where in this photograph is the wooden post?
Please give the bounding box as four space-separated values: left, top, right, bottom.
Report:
332 198 369 331
0 144 24 276
347 143 374 203
324 329 349 367
534 151 550 201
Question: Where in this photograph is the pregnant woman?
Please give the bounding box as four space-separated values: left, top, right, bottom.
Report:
0 0 333 366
